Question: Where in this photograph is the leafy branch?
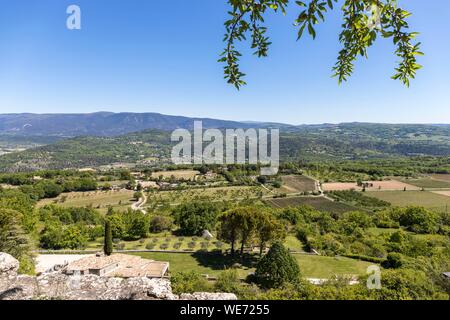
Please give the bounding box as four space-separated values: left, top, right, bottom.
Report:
220 0 423 89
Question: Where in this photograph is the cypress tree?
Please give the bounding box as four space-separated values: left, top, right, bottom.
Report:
104 220 113 256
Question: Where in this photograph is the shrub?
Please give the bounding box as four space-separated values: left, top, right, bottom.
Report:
145 243 155 250
382 252 404 269
214 269 241 293
188 242 196 249
201 242 209 249
171 272 212 294
115 243 125 250
149 215 173 233
159 243 169 250
173 242 182 250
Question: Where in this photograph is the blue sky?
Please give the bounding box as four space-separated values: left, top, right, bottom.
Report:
0 0 449 124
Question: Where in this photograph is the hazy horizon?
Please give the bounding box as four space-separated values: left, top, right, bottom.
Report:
1 111 450 127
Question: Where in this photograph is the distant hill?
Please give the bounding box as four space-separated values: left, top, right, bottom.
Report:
0 122 449 172
0 112 292 137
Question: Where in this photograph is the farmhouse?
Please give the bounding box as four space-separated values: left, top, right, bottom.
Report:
65 253 169 278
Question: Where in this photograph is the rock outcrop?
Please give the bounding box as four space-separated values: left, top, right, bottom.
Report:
0 253 237 301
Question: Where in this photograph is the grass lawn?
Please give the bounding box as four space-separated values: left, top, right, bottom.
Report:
284 235 304 251
131 251 373 279
366 190 450 211
293 254 372 279
367 227 400 236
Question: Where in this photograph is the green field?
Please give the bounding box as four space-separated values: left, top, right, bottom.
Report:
266 196 357 214
399 177 450 189
367 190 450 211
131 252 373 279
146 186 268 207
37 190 135 214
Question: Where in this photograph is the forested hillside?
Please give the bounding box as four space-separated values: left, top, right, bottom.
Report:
0 122 449 172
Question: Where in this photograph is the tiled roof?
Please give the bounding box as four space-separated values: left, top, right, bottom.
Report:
66 253 169 278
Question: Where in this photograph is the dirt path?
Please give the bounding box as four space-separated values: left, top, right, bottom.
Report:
131 193 148 214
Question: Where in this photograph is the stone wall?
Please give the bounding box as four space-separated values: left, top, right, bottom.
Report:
0 253 236 301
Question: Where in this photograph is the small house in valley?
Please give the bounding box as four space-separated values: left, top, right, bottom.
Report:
65 253 169 278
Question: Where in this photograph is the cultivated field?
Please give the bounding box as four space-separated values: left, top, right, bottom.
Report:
430 174 450 182
146 186 268 207
278 175 317 194
432 190 450 197
151 170 199 180
367 191 450 211
266 196 357 213
400 177 450 189
37 190 135 214
86 234 304 253
322 180 420 192
131 252 372 279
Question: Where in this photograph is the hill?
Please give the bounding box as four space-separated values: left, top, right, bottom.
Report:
0 112 291 137
0 122 449 172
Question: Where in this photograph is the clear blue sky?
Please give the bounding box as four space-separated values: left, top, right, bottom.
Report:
0 0 449 124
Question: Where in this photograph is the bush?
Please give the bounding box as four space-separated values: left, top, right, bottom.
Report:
188 242 196 249
145 243 155 250
149 215 173 233
115 243 125 250
159 243 169 250
382 252 404 269
171 272 212 294
201 242 209 249
173 242 182 250
214 269 242 293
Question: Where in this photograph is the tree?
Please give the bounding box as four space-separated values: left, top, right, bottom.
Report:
398 206 438 234
220 0 422 89
0 208 34 274
382 252 404 269
104 220 113 256
149 215 173 233
217 209 241 256
173 201 220 236
107 214 126 239
217 206 257 256
255 212 285 256
255 242 301 288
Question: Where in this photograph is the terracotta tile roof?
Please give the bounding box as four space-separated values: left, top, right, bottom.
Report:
66 253 169 278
